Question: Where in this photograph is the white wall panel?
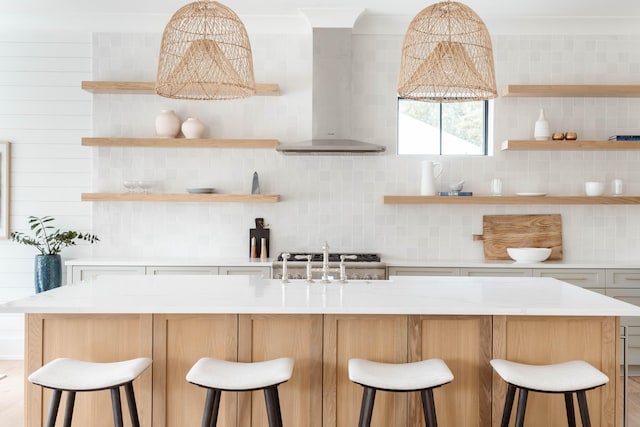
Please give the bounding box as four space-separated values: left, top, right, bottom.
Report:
0 31 93 359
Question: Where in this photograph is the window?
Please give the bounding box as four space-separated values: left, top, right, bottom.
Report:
397 99 489 155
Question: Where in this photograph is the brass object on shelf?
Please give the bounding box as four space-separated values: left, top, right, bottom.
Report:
565 132 578 140
552 132 565 140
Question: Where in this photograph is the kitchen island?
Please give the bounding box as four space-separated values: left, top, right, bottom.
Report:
3 275 640 427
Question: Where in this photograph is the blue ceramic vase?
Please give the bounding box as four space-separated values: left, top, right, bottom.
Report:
35 254 61 293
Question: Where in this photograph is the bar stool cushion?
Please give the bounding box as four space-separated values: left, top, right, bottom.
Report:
490 359 609 392
186 357 294 391
348 358 453 391
28 357 152 391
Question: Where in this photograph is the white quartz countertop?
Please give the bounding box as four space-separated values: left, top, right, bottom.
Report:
2 275 640 316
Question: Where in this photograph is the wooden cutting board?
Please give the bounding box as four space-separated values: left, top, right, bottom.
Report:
472 214 563 260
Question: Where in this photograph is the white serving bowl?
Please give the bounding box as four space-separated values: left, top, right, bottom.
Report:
507 247 552 263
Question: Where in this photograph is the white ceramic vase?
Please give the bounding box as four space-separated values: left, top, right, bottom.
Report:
420 160 443 196
155 110 181 138
534 108 550 141
181 117 205 139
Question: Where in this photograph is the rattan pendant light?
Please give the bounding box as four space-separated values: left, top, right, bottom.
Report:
156 1 255 100
397 0 497 102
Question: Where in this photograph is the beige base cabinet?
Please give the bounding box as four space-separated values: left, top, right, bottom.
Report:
69 265 146 283
388 266 460 276
25 313 620 427
460 268 532 277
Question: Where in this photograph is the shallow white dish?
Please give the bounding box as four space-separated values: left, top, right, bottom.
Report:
507 247 552 263
515 192 547 197
187 188 215 194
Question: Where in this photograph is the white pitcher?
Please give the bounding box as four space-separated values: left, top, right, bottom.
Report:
420 160 443 195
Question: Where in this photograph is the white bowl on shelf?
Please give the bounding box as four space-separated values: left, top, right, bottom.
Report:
506 247 552 263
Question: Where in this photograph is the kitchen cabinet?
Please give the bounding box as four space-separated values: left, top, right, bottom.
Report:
67 263 271 284
69 265 145 283
533 268 606 292
81 80 280 96
460 267 532 277
383 195 640 205
219 266 271 278
387 266 460 276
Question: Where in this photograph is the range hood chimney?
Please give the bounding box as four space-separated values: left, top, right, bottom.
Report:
276 17 386 155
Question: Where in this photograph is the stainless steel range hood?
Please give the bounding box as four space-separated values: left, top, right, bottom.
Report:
276 28 386 155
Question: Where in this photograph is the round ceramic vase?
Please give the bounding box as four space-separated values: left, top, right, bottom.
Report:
181 117 205 138
155 110 181 138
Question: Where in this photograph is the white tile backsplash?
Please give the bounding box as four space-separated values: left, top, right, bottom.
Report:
90 32 640 262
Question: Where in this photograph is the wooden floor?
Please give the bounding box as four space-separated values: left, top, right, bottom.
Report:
0 360 639 426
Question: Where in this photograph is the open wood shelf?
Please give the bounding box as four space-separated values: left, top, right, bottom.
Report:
383 195 640 205
501 140 640 151
82 193 280 203
500 84 640 97
81 137 279 149
81 81 280 96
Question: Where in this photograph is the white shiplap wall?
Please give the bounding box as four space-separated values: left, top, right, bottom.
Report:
0 31 94 359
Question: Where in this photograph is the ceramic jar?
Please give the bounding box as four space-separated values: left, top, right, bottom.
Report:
534 108 550 141
181 117 205 139
155 110 181 138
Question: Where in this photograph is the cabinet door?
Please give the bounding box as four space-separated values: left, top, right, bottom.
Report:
606 269 640 289
493 315 618 427
460 268 532 277
409 315 492 427
25 314 153 427
146 266 219 275
324 315 408 427
387 266 460 276
70 265 145 284
219 266 271 278
533 268 606 290
153 314 237 427
238 314 322 427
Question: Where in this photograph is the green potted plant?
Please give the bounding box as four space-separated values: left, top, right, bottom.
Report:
10 216 99 293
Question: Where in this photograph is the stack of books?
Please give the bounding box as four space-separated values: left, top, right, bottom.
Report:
608 135 640 141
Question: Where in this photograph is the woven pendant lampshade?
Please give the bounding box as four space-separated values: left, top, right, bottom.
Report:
156 1 255 100
397 0 497 102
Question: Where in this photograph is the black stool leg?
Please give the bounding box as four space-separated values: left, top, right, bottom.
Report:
264 385 284 427
124 382 141 427
45 389 62 427
500 384 517 427
357 387 377 427
576 390 592 427
565 392 577 427
514 388 528 427
201 388 221 427
62 391 76 427
110 387 124 427
421 388 438 427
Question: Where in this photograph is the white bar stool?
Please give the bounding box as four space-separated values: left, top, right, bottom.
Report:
491 359 609 427
28 357 152 427
186 357 294 427
348 358 454 427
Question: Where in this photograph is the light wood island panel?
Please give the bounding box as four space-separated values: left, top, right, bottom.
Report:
25 313 620 427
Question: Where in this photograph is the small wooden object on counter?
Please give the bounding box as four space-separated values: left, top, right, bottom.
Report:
472 214 563 260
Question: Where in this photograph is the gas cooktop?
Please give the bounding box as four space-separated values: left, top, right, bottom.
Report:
276 253 381 262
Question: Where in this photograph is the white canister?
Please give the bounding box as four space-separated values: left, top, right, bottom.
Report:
181 117 205 139
155 110 181 138
490 178 502 196
533 108 550 141
613 179 623 195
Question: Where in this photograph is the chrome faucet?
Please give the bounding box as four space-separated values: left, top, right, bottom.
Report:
294 254 313 282
340 254 357 282
321 241 330 283
280 252 290 283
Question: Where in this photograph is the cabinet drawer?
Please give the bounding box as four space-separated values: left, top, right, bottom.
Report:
146 266 219 275
606 289 640 326
606 269 640 288
533 269 605 289
219 266 271 278
71 266 145 284
460 268 532 277
387 267 460 277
